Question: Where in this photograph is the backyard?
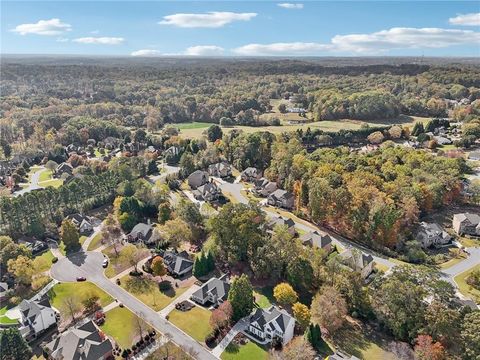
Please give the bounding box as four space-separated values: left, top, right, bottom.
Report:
454 264 480 302
253 286 273 309
167 306 213 343
221 340 268 360
100 306 151 349
120 275 188 311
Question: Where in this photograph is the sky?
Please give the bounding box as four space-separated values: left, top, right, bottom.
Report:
1 1 479 57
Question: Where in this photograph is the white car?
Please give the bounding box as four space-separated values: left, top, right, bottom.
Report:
102 259 109 268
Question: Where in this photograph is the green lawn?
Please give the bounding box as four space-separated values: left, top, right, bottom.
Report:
459 237 480 248
175 122 212 130
87 232 104 251
102 245 149 278
48 282 113 315
168 306 213 342
221 341 268 360
145 342 188 360
39 179 63 188
454 264 480 303
0 306 18 325
38 169 53 182
254 286 273 309
120 275 188 311
100 306 151 349
33 250 55 273
79 236 87 246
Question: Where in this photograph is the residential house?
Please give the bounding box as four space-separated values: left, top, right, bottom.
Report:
241 167 262 182
300 231 333 252
160 250 194 277
190 275 230 307
434 136 452 145
468 151 480 161
66 213 94 235
247 306 295 345
193 182 222 202
452 213 480 236
253 178 277 197
55 162 73 178
208 162 232 178
0 282 9 302
43 320 113 360
415 222 452 248
17 236 48 256
188 170 209 189
267 189 295 210
338 249 374 279
266 217 296 236
127 222 159 244
19 297 58 339
327 352 361 360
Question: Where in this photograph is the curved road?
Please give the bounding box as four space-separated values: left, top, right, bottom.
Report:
13 167 45 197
50 251 216 360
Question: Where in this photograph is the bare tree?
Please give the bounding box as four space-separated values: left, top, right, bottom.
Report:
101 214 122 256
61 295 81 324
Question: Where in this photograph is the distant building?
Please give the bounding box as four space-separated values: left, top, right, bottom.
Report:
55 162 73 178
415 222 452 248
253 178 277 197
188 170 209 189
0 282 10 302
208 162 232 178
127 222 159 244
267 189 295 209
43 320 113 360
241 167 262 182
266 216 296 236
300 230 333 252
453 213 480 236
66 213 95 235
247 306 295 345
190 275 230 307
338 249 374 279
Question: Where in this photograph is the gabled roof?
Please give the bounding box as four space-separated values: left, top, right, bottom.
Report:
454 213 480 226
269 189 293 201
162 251 194 274
339 249 373 271
241 167 259 177
197 182 220 196
300 230 332 249
250 306 295 334
267 216 295 229
45 320 113 360
19 297 53 324
0 282 8 294
192 276 230 302
128 222 153 238
417 222 451 240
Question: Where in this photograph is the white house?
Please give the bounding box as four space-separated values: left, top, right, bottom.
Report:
247 306 295 345
415 222 452 248
19 297 58 339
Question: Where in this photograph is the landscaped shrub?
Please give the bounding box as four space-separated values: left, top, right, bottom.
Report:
52 257 58 263
159 280 172 292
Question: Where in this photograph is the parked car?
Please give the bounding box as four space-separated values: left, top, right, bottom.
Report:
102 259 109 268
76 276 86 282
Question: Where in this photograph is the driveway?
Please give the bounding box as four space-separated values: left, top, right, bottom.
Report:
157 284 200 318
50 250 217 360
148 164 180 184
211 318 248 357
13 166 45 197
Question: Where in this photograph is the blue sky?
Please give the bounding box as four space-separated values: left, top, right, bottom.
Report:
1 1 479 56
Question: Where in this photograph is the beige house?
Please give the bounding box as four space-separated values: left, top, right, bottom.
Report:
452 213 480 236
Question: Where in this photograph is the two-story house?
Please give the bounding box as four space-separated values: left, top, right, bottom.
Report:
190 275 230 307
453 213 480 236
267 189 295 210
247 306 295 345
415 222 452 248
19 297 58 339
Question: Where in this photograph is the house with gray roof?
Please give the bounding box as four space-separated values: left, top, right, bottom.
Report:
127 222 159 244
266 217 296 236
415 222 452 248
0 282 10 302
338 249 374 279
247 306 295 345
208 162 232 178
66 213 95 235
19 297 58 339
241 167 262 182
160 250 194 277
190 275 230 307
55 162 73 178
43 320 113 360
453 213 480 236
267 189 295 209
253 178 277 197
188 170 209 189
468 151 480 161
300 231 333 252
192 182 222 202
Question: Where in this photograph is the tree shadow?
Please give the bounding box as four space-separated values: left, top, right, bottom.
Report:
67 249 87 266
159 280 176 298
224 342 240 354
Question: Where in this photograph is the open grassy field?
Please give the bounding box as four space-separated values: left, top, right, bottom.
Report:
100 306 151 349
177 116 431 140
454 264 480 303
48 282 113 314
168 306 213 343
33 250 55 273
221 340 268 360
120 275 188 311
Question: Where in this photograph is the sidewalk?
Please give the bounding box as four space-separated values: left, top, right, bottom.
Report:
211 318 248 357
157 284 200 318
109 256 151 282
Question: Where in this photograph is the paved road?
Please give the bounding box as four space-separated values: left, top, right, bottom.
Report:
442 247 480 278
148 164 180 184
13 167 45 197
50 251 217 360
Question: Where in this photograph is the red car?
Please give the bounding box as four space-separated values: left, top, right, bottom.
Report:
76 276 86 282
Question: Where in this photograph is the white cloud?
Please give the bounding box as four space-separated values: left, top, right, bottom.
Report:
11 18 71 36
233 27 480 55
159 12 257 28
73 37 125 45
184 45 224 56
277 3 304 9
449 13 480 26
131 49 162 57
56 37 69 43
233 42 330 55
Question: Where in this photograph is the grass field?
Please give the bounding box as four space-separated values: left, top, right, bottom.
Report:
221 341 268 360
120 275 188 311
87 232 104 251
39 169 53 182
177 116 430 140
459 237 480 248
454 264 480 302
254 286 273 309
0 306 18 325
48 282 113 315
100 306 151 349
145 341 188 360
33 250 55 273
168 306 213 342
103 245 149 278
39 179 63 188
